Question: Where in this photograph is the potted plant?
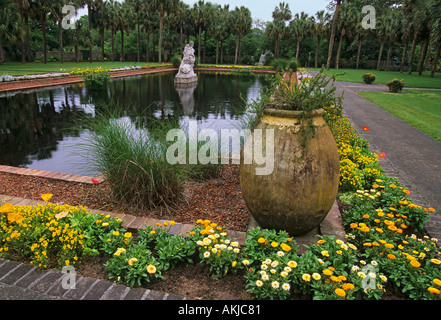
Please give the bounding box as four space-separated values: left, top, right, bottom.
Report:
386 78 405 93
240 68 341 236
362 72 376 84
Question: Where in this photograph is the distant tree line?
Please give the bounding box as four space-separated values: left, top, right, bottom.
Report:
0 0 440 76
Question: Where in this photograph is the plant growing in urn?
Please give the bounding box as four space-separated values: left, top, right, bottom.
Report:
240 68 342 236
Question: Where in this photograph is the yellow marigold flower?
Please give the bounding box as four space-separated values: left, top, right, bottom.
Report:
302 274 311 282
41 194 53 202
335 288 346 298
288 261 297 268
271 242 279 248
128 257 138 266
0 203 13 213
323 269 333 276
258 237 266 244
389 184 397 188
317 239 326 245
170 220 176 225
431 259 441 265
433 279 441 287
428 287 440 295
321 250 329 257
146 264 156 274
124 232 132 238
410 260 421 268
280 243 291 252
342 283 355 291
112 231 120 236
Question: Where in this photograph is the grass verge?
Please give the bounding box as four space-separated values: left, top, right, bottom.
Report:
357 89 441 142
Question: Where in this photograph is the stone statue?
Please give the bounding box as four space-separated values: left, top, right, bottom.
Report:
175 41 198 85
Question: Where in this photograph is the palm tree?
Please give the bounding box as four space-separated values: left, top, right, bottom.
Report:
209 4 229 64
384 9 402 72
192 0 211 62
271 2 292 58
29 0 52 64
335 4 356 69
13 0 29 63
290 12 311 61
91 0 106 62
105 0 118 62
326 0 342 70
0 0 24 65
51 0 67 64
116 1 134 62
127 0 144 63
313 10 330 68
429 0 441 77
140 5 157 63
147 0 179 63
375 14 389 70
229 6 252 65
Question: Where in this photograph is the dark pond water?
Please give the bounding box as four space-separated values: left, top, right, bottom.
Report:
0 71 268 176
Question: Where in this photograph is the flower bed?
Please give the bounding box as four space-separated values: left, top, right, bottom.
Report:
1 70 440 300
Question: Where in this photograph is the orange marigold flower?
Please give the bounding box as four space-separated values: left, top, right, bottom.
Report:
335 288 346 298
428 287 440 295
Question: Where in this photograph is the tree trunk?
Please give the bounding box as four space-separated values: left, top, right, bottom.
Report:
111 30 115 62
275 35 280 59
137 23 140 62
336 29 345 69
198 25 202 60
220 40 224 64
216 40 219 64
180 24 184 54
400 39 409 73
356 35 362 69
88 6 92 63
100 27 105 62
385 43 393 72
19 9 25 64
75 42 79 63
417 39 428 76
408 32 418 74
376 41 384 70
296 38 300 61
42 16 47 64
58 21 64 63
25 13 31 62
158 8 164 63
0 36 3 65
234 32 240 65
431 47 440 78
425 44 432 71
238 34 242 65
315 36 320 68
203 30 207 63
326 0 341 70
120 28 125 62
146 31 150 62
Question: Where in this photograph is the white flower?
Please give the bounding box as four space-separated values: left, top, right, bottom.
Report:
371 260 378 266
231 241 239 247
196 240 204 246
263 259 272 265
256 280 263 287
369 272 376 278
233 248 240 253
211 248 218 254
282 283 290 291
261 264 268 270
277 251 285 257
270 269 277 274
284 267 292 273
351 265 360 271
262 274 269 281
271 261 279 268
271 281 279 289
204 251 210 258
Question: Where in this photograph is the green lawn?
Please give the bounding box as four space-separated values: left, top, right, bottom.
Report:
309 68 441 89
0 61 151 76
358 89 441 142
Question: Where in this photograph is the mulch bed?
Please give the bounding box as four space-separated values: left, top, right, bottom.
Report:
0 165 251 232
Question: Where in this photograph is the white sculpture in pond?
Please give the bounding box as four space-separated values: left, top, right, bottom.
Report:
175 41 198 85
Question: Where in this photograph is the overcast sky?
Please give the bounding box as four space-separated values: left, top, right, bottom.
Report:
77 0 331 22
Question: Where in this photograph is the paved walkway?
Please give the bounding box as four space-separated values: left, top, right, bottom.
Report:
323 77 441 240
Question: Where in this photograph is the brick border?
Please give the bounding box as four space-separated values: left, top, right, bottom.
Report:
0 165 105 185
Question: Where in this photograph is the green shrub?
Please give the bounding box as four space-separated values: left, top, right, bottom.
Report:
171 55 182 68
386 78 405 93
362 72 376 84
83 70 111 89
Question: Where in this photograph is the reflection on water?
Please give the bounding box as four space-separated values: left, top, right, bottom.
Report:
0 72 268 175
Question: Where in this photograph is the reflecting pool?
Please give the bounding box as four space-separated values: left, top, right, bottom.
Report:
0 71 268 175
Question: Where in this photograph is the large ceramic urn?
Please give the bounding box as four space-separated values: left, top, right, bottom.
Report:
240 108 340 236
